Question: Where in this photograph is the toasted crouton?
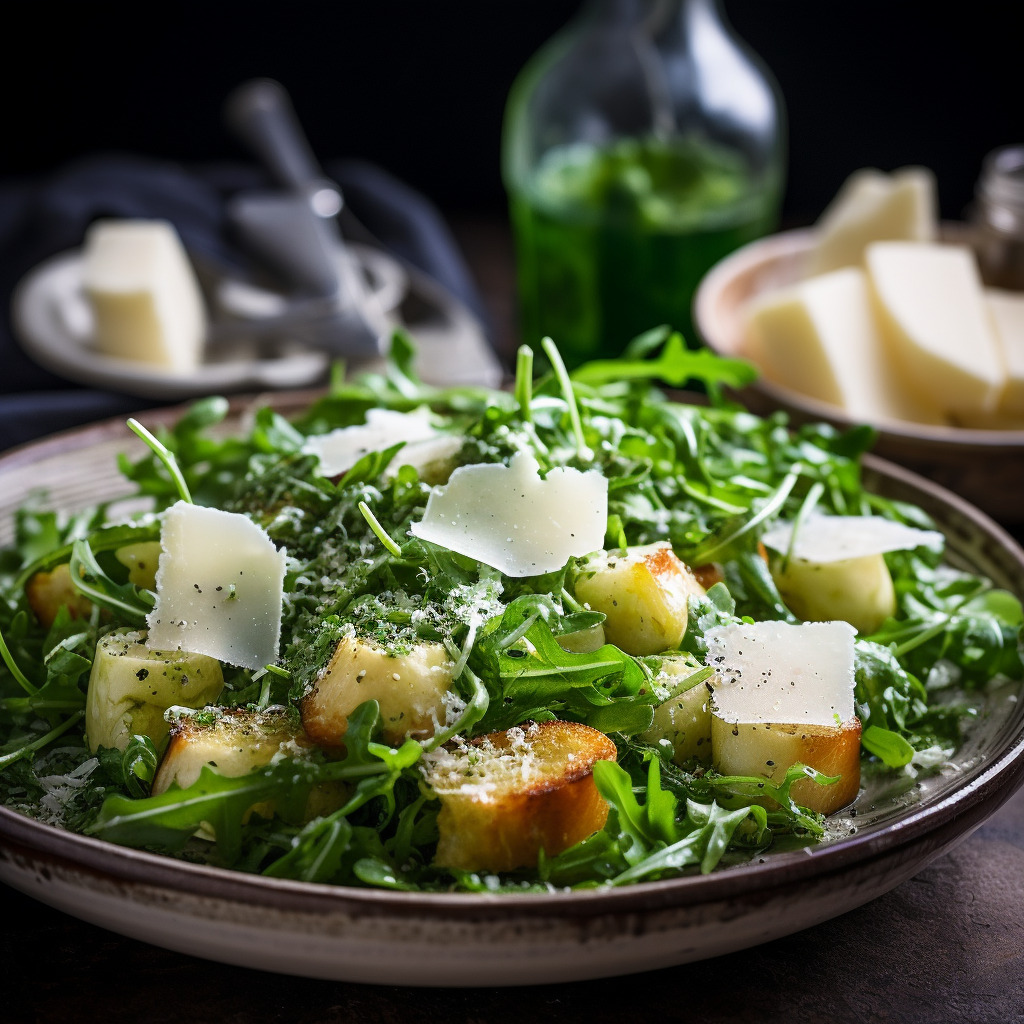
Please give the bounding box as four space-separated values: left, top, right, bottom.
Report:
153 707 310 794
425 719 617 872
153 706 345 825
689 562 725 590
711 715 862 815
573 542 706 655
301 634 454 747
26 563 93 628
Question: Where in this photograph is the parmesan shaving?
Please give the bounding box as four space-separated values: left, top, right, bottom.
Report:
147 501 286 671
409 451 607 577
761 514 943 564
705 620 856 726
302 408 439 477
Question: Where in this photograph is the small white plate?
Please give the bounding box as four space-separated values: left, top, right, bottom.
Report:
11 244 501 400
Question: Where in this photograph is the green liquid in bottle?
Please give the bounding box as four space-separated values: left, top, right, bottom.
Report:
510 136 779 366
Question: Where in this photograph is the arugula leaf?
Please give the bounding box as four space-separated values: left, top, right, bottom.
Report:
543 755 771 886
571 330 758 391
88 760 313 863
472 597 656 734
88 701 423 879
68 539 154 624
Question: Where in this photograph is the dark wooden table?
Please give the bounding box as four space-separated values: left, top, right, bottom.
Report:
4 216 1024 1024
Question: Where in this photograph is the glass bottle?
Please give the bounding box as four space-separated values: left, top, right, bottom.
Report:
502 0 786 366
970 144 1024 291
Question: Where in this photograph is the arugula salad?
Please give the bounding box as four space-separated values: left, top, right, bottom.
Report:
1 330 1021 892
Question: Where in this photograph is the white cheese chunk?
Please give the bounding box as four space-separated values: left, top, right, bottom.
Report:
805 166 938 278
302 408 440 477
409 451 608 577
81 218 207 372
865 241 1006 418
744 267 946 425
705 620 856 727
985 288 1024 422
147 502 287 671
761 514 943 564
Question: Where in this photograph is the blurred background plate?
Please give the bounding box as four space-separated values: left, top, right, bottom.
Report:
693 227 1024 524
11 242 501 401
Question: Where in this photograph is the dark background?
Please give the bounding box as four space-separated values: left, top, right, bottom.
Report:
1 1 1015 228
2 7 1024 1017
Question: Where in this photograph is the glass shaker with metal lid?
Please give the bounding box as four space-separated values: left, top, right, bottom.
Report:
970 144 1024 291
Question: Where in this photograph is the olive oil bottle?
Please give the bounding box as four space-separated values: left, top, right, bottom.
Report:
502 0 786 365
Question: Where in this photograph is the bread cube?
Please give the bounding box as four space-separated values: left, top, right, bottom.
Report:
25 563 94 628
114 541 163 590
85 628 224 753
301 634 454 747
770 552 896 637
641 655 713 764
153 707 344 826
425 719 617 872
572 542 705 655
711 715 862 815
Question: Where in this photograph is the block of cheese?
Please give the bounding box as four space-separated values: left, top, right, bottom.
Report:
81 219 207 371
985 288 1024 423
865 241 1005 419
804 166 938 278
743 266 946 425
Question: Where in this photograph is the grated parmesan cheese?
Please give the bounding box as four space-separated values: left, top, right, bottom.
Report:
422 724 543 803
35 757 100 827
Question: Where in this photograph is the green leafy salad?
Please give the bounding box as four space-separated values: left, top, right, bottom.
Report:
0 330 1021 892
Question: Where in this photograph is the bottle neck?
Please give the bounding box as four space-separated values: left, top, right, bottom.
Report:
976 145 1024 236
579 0 720 33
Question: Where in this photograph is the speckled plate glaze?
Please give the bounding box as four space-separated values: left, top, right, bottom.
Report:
1 399 1023 988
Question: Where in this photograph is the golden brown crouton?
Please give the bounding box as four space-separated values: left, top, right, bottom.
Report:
711 715 862 815
25 563 93 628
425 719 617 872
153 707 345 826
301 634 453 747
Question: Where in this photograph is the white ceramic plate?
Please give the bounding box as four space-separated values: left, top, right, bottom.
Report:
11 245 502 400
1 401 1023 987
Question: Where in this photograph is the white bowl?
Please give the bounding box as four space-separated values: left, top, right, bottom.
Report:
693 228 1024 524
